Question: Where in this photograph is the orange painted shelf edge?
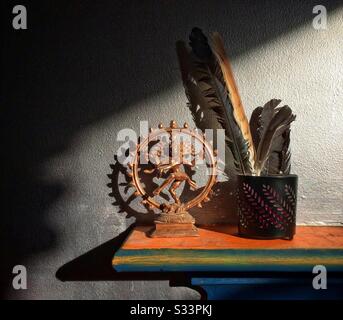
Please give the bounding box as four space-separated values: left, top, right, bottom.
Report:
112 225 343 298
121 225 343 250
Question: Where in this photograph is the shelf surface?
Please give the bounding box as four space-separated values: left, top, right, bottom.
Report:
112 226 343 272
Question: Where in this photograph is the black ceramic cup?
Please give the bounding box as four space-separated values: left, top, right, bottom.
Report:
237 174 298 240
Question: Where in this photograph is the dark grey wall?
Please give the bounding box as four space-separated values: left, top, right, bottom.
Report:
1 0 342 299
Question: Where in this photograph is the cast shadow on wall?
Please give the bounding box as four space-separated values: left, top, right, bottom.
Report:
56 31 252 285
54 0 343 291
2 0 338 298
105 38 240 227
55 225 206 299
56 133 237 286
107 153 237 226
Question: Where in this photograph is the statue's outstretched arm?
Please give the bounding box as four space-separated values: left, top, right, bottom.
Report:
186 177 197 190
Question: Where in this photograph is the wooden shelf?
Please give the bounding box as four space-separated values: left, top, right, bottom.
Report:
113 226 343 273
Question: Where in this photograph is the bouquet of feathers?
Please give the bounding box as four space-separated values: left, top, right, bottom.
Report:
177 28 296 176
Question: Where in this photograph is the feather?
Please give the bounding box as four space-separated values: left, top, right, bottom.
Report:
257 100 295 175
214 79 252 174
178 29 296 177
249 106 263 151
263 137 283 175
211 32 255 166
254 99 290 175
265 126 293 175
189 28 226 88
259 99 282 141
255 105 295 175
176 40 223 132
188 27 212 61
186 28 253 174
177 28 252 174
280 128 292 174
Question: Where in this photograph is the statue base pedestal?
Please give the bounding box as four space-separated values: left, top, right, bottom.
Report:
149 212 199 238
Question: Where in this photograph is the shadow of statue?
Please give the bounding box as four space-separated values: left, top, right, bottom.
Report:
107 154 156 225
55 224 205 300
107 137 202 225
107 137 237 226
55 225 196 286
51 0 341 293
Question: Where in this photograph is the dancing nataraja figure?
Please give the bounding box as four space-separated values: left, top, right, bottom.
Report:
144 160 197 205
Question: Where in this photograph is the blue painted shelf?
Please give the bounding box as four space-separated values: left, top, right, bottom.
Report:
112 225 343 299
